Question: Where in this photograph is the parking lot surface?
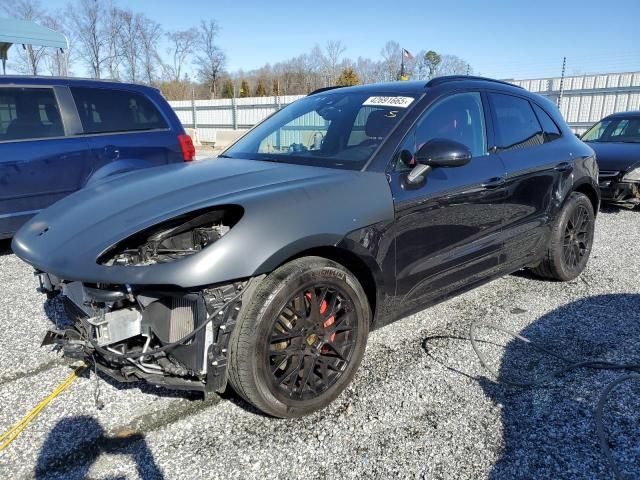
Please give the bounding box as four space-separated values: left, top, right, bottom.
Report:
0 207 638 480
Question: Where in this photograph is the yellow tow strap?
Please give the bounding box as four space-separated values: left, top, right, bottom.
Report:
0 363 86 452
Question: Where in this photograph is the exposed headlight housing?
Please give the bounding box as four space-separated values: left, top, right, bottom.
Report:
622 167 640 182
98 206 243 266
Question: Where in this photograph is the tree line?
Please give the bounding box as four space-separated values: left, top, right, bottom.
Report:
2 0 473 100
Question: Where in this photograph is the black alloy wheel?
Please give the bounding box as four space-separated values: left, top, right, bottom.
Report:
267 285 357 401
228 256 370 417
562 204 591 269
531 192 595 281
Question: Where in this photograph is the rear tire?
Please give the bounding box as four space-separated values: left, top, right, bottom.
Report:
531 192 595 281
228 256 371 418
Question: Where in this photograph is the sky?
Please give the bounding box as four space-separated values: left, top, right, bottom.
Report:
21 0 640 79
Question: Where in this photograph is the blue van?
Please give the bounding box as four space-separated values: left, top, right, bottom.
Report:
0 76 194 238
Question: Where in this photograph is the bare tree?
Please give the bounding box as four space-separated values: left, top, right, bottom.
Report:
165 28 198 82
435 54 472 77
380 40 402 81
103 3 122 79
0 0 48 74
139 16 162 84
116 8 144 82
323 40 346 85
66 0 107 78
42 13 73 76
194 20 226 98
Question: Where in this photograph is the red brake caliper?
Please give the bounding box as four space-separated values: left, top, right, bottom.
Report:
306 292 336 345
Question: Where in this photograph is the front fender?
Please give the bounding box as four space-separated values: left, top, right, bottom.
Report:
85 159 153 187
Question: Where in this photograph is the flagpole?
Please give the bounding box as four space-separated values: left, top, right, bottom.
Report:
400 49 405 80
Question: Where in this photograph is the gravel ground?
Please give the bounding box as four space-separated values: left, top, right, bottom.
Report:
0 207 638 480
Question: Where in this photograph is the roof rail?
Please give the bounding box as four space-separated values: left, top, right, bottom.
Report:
0 74 123 83
426 75 523 89
308 85 345 96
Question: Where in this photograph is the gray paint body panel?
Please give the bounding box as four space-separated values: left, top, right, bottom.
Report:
12 158 394 287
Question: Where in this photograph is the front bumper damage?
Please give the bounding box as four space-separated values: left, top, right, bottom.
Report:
598 171 640 208
39 272 251 394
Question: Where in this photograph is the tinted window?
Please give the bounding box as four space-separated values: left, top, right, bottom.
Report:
394 92 487 171
491 93 543 151
225 92 417 170
532 103 561 142
70 87 167 134
0 88 64 141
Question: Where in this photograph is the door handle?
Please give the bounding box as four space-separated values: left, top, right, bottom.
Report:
481 177 505 189
554 162 573 172
103 145 120 160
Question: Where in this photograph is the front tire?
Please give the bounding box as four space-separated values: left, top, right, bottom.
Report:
532 192 595 281
228 256 371 417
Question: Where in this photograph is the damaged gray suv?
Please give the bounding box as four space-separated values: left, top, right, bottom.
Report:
12 77 599 417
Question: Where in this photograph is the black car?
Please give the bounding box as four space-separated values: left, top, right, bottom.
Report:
12 76 599 417
581 111 640 208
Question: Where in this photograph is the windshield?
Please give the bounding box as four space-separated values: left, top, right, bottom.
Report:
222 91 418 170
582 117 640 143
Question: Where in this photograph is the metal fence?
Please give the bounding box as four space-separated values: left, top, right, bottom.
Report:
510 71 640 134
169 71 640 143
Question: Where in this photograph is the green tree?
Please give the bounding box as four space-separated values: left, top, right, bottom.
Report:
254 79 268 96
424 50 441 79
221 79 234 98
239 79 251 97
336 68 360 86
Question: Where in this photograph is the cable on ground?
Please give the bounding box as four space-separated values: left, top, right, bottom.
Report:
469 322 640 480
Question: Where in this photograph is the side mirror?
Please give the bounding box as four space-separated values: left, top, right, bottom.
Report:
415 138 472 168
404 139 472 187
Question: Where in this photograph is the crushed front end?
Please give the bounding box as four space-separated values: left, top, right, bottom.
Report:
598 169 640 208
40 274 249 394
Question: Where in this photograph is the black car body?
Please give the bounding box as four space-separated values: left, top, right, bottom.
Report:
12 76 599 417
582 111 640 208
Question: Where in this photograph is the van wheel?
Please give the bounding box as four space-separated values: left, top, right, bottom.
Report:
532 192 595 281
228 256 370 418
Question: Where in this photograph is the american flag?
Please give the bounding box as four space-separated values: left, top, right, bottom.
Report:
402 49 414 60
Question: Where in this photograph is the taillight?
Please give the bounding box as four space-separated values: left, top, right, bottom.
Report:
178 134 196 162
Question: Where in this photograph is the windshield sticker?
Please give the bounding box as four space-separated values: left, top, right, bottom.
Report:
363 96 414 108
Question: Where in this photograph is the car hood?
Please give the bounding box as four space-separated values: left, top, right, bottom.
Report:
587 142 640 171
12 157 394 287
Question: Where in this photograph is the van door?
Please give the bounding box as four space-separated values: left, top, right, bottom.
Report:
69 86 180 180
0 86 92 237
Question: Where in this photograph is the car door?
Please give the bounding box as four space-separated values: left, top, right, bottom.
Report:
487 92 566 267
0 86 92 237
69 86 178 178
388 91 508 317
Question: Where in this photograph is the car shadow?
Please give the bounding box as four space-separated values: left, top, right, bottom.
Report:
423 293 640 479
35 415 164 479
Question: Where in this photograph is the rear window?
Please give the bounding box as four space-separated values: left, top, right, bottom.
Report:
532 103 562 143
70 87 167 135
0 87 64 141
490 93 543 151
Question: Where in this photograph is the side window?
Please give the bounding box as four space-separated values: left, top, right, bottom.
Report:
490 93 543 152
532 103 562 143
0 88 64 141
394 92 487 171
70 87 167 135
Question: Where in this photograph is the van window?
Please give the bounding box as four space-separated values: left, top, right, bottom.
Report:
0 88 64 141
70 87 167 134
490 93 543 151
